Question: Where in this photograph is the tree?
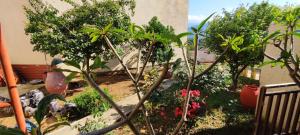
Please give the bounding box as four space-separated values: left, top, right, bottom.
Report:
142 17 175 66
264 6 300 86
24 0 135 73
204 2 279 90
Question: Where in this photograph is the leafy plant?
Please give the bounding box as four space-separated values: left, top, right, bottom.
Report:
142 68 159 90
0 125 24 135
193 64 231 94
76 118 112 134
141 17 176 66
204 2 280 90
262 6 300 86
71 87 111 117
24 0 134 73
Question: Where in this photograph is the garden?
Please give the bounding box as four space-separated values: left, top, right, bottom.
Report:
0 0 299 135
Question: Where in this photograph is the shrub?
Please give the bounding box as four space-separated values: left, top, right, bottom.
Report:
173 64 231 94
192 64 231 95
71 87 111 117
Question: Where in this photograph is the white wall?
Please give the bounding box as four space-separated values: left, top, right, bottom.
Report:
0 0 188 70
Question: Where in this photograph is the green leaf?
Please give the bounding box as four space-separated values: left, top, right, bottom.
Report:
197 12 215 31
90 56 109 70
177 32 192 39
65 72 77 83
103 23 113 34
294 31 300 38
191 27 198 33
0 125 23 135
52 68 80 73
81 25 100 34
34 94 65 126
262 30 281 44
172 58 182 71
64 60 81 70
91 35 100 43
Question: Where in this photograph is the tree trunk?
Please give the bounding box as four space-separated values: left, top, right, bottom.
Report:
231 74 239 91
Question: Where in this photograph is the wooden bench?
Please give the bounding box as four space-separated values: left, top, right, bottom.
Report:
254 83 300 135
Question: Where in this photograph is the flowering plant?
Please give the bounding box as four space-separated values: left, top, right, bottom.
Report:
174 89 207 119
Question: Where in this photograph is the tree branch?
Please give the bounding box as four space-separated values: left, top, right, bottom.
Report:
86 63 169 135
82 71 140 134
104 36 155 134
181 46 192 77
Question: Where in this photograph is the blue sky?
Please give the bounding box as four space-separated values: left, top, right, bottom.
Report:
188 0 300 25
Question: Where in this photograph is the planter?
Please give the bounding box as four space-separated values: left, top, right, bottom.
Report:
240 85 259 108
45 71 68 95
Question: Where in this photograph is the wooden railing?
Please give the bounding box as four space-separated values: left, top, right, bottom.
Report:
254 82 300 135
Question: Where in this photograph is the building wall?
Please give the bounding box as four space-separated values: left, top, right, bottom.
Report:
260 23 300 85
0 0 188 70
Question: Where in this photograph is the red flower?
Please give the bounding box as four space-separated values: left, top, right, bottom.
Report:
175 107 183 117
181 89 188 97
187 110 195 118
191 102 200 110
191 90 201 97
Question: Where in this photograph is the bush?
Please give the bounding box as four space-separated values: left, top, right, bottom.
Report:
192 64 231 95
238 76 260 86
71 87 111 117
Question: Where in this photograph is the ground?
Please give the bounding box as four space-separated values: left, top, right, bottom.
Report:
0 74 136 128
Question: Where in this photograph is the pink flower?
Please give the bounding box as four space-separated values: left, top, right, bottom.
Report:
191 90 201 97
175 107 183 117
181 89 187 97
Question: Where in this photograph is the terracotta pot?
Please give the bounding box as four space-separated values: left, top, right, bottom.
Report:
45 71 68 95
0 102 10 108
240 85 259 108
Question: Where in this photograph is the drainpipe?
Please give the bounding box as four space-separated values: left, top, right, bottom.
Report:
0 24 27 134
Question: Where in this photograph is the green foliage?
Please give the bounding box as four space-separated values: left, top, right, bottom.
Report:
141 17 176 66
142 68 159 90
71 87 111 117
24 0 134 63
35 94 65 126
0 125 24 135
238 76 260 86
76 118 112 134
192 64 231 94
204 2 279 89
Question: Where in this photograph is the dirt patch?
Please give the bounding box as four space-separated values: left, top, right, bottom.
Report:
0 74 137 128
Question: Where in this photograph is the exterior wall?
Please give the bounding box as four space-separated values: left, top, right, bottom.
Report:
0 0 52 65
0 0 188 70
260 23 300 85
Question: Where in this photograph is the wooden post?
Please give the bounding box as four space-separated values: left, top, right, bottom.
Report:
0 24 27 134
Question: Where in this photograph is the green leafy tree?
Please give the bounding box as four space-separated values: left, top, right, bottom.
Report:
24 0 135 73
141 17 176 66
204 2 279 90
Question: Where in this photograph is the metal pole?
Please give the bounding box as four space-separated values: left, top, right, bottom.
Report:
0 24 27 134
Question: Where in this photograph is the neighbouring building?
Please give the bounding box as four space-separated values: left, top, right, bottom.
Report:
0 0 188 81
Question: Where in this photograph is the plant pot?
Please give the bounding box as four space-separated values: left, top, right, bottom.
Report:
45 71 68 95
240 85 259 108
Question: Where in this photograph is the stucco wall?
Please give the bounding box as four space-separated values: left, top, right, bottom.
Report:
260 23 300 85
0 0 188 70
0 0 51 65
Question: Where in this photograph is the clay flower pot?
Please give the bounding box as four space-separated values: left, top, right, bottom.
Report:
240 85 259 108
45 71 68 95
